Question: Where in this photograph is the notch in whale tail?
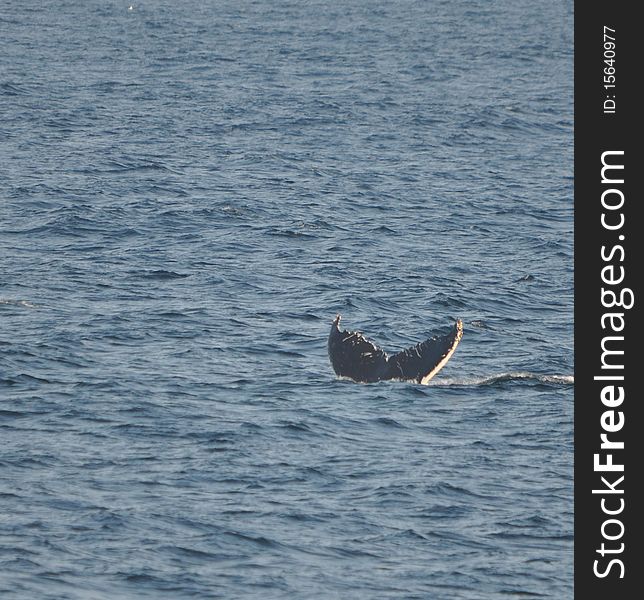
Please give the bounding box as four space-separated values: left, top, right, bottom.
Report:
328 315 463 384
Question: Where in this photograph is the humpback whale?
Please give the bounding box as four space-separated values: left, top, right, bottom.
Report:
328 315 463 384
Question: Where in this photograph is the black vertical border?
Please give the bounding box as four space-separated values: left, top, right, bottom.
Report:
575 1 640 596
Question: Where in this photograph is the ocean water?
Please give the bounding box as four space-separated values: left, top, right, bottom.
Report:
1 1 573 598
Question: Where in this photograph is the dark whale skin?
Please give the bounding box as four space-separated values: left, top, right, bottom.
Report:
328 315 463 384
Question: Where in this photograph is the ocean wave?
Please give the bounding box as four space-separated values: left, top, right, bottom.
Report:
0 298 36 308
430 372 574 387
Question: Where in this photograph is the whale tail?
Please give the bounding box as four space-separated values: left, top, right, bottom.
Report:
328 315 463 384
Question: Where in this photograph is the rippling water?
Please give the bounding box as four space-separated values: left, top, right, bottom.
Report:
2 1 573 598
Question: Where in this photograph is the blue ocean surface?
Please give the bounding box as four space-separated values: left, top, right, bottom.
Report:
1 1 573 598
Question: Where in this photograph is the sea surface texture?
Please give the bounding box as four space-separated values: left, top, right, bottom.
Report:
1 1 573 598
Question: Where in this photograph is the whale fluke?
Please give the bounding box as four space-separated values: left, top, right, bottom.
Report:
328 315 463 384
